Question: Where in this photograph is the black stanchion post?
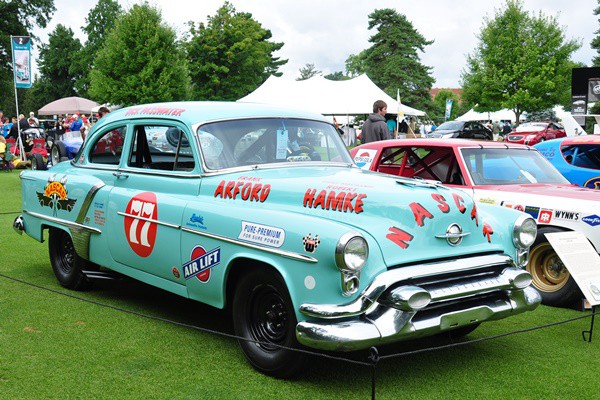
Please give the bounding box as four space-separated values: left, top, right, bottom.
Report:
582 305 596 343
368 346 379 400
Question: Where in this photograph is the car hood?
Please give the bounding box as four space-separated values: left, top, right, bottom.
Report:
431 129 458 135
203 166 509 267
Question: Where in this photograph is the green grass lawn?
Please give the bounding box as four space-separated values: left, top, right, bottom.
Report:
1 170 599 399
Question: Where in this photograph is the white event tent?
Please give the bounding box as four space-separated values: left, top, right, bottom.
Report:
238 74 425 117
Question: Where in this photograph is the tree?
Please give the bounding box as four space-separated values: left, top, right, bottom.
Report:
432 89 465 121
185 2 287 100
592 0 600 66
297 63 321 80
0 0 56 115
347 9 435 112
89 3 189 106
34 24 82 107
73 0 123 96
461 0 580 124
324 71 350 81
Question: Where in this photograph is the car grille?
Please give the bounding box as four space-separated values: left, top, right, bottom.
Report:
507 135 522 141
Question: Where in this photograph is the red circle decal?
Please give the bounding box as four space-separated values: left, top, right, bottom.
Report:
191 246 211 282
124 192 158 257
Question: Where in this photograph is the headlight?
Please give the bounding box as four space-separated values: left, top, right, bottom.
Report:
513 215 537 248
335 232 369 272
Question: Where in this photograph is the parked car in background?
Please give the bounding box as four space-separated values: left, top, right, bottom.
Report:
427 120 492 140
535 135 600 190
50 130 84 165
504 121 566 146
14 102 540 377
351 138 600 308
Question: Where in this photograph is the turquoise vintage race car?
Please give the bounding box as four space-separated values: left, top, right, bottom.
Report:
14 102 540 377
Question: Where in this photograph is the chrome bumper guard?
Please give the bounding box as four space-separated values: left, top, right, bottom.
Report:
296 254 541 351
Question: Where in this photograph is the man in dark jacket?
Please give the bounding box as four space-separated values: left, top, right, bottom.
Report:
361 100 390 144
7 114 30 140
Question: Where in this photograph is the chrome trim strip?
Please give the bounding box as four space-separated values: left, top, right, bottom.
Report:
116 168 202 179
75 182 106 224
117 212 181 229
24 210 101 234
435 232 471 239
181 226 318 263
300 253 514 318
20 176 37 181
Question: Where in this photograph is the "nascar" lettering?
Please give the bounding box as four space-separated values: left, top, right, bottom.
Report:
303 189 367 214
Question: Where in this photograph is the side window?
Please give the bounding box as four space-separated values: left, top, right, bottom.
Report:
89 126 127 165
128 125 196 172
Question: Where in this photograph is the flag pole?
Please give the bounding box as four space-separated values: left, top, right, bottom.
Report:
10 35 26 161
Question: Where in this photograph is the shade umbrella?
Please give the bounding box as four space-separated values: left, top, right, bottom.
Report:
38 96 100 116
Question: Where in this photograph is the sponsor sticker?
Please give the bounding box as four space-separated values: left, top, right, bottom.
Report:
538 209 553 224
183 245 221 282
36 178 77 216
172 267 180 279
186 213 207 230
353 149 377 169
584 177 600 190
124 192 158 257
238 221 285 248
553 210 581 221
302 233 320 253
524 205 540 219
582 215 600 227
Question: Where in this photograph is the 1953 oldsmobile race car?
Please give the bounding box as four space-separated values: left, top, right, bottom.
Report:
14 102 540 377
351 138 600 308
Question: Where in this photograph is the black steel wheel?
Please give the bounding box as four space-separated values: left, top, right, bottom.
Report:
48 228 91 290
232 268 306 378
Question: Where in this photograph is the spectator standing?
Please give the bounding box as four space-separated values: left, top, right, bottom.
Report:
385 115 397 138
69 113 83 132
398 118 409 135
97 106 110 119
361 100 390 144
502 121 512 137
0 110 4 133
29 111 39 126
8 114 30 140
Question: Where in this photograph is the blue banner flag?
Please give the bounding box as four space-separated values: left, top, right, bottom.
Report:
444 99 453 120
11 36 32 89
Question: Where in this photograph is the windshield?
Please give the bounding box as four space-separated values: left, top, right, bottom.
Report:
436 121 463 130
515 123 546 132
461 148 570 185
196 118 353 170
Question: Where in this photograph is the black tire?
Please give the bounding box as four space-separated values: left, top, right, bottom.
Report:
51 141 67 165
232 268 306 378
48 228 91 290
31 153 46 170
526 227 582 307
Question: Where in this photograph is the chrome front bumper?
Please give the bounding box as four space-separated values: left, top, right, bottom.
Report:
296 254 541 351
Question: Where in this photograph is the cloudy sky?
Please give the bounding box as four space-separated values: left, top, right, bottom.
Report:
34 0 598 88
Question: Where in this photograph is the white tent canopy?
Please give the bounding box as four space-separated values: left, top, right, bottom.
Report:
238 74 425 117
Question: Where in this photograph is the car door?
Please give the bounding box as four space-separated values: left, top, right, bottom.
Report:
106 120 200 287
460 122 474 139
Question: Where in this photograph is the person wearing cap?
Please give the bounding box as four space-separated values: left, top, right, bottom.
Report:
29 111 39 126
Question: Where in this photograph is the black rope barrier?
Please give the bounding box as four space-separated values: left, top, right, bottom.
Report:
0 211 21 215
1 270 597 400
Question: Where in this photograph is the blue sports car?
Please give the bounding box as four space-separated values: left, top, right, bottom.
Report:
535 135 600 190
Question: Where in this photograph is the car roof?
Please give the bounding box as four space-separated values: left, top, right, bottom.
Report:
93 101 329 131
356 138 530 150
560 135 600 146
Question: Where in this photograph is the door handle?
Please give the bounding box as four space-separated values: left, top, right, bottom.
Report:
113 171 129 179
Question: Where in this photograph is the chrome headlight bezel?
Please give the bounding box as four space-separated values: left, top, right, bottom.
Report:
335 232 369 273
513 215 537 249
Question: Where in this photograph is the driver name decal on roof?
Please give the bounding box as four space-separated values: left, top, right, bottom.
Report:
124 107 185 117
303 188 367 214
124 192 158 257
214 178 271 202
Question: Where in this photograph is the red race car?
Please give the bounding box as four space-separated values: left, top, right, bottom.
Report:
504 121 566 145
350 138 600 308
